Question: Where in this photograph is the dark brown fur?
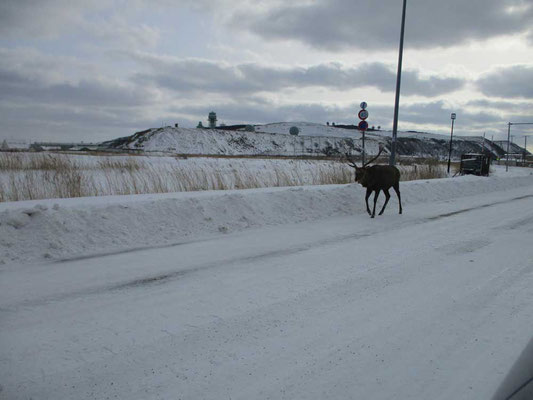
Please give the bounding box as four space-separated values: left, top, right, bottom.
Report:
346 148 403 218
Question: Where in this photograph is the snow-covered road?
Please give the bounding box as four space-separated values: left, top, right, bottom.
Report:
2 185 533 399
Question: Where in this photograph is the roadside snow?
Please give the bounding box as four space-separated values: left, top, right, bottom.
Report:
1 166 532 266
1 173 533 400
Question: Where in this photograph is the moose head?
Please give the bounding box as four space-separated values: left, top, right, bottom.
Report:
345 146 385 185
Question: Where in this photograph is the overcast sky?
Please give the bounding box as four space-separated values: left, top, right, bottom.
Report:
1 0 532 145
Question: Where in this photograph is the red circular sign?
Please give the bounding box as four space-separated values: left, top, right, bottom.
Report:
358 110 369 120
358 120 368 131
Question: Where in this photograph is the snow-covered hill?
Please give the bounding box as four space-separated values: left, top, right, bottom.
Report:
101 122 526 159
493 140 529 155
102 124 373 157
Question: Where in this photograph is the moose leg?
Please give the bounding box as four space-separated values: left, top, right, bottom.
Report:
365 188 372 216
371 189 380 218
378 188 391 215
393 183 402 214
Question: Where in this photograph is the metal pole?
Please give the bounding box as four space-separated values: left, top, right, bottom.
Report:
362 131 366 165
506 122 511 172
502 123 533 170
447 118 455 174
389 0 407 166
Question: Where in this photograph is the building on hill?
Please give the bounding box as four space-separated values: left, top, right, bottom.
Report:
208 112 217 129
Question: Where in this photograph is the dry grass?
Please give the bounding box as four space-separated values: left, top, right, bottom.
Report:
398 164 448 181
0 152 450 202
97 157 143 172
0 152 75 171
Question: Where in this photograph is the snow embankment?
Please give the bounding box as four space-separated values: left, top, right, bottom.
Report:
1 167 532 266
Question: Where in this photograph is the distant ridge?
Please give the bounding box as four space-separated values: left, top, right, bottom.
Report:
101 122 525 159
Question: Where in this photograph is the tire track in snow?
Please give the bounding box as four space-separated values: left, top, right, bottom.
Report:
5 193 533 311
427 194 533 221
2 232 374 310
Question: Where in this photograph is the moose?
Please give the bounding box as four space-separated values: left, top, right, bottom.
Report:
345 147 403 218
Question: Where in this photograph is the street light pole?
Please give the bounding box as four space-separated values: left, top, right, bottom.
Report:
447 113 456 174
389 0 407 166
506 122 511 172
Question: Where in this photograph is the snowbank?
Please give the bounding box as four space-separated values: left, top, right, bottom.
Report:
1 167 532 266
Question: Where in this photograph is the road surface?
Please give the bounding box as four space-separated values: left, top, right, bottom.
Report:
1 185 533 399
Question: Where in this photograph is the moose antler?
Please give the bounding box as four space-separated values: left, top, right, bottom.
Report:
362 145 385 167
343 153 359 169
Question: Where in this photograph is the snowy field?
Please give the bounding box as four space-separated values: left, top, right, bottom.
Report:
1 166 533 399
0 152 447 202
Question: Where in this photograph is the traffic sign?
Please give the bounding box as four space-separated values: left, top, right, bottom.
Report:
451 113 456 120
360 102 367 110
358 110 369 120
358 120 368 131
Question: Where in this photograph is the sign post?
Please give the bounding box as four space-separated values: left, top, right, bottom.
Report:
358 102 369 165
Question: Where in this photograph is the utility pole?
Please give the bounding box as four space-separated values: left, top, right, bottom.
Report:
505 122 533 171
389 0 407 166
447 113 456 174
506 123 511 172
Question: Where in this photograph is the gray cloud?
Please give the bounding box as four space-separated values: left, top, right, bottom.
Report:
0 48 157 107
131 54 464 97
234 0 533 51
0 70 154 108
465 98 533 112
0 47 160 142
0 70 156 110
0 100 160 142
0 41 525 143
175 100 351 127
476 65 533 99
3 0 531 52
172 98 513 136
0 1 159 51
2 90 526 143
0 0 106 38
394 101 502 128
